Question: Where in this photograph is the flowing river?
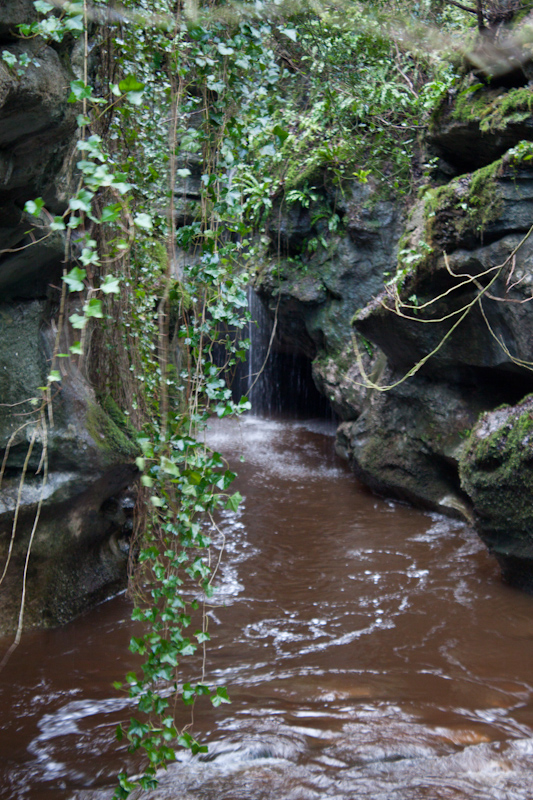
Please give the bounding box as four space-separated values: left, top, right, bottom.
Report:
2 416 533 800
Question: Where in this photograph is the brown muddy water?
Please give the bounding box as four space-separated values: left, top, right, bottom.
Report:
2 416 533 800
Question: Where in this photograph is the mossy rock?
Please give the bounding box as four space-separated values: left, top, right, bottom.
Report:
460 395 533 592
428 77 533 171
423 157 504 249
86 398 140 462
452 83 533 134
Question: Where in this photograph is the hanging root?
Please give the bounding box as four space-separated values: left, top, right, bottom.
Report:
0 408 48 671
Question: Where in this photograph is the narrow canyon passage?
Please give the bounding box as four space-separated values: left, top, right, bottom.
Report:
2 416 533 800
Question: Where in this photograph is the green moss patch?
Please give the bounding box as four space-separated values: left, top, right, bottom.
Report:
453 83 533 133
87 398 140 461
424 157 504 241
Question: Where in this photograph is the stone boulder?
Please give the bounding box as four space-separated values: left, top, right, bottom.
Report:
0 0 36 42
345 152 533 521
0 299 139 633
337 361 488 519
356 154 533 383
460 396 533 592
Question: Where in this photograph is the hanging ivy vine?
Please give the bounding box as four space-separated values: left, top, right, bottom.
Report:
2 0 293 795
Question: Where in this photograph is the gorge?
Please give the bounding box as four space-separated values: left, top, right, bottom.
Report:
3 0 533 797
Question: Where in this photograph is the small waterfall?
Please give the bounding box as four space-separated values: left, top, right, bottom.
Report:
242 286 274 415
232 287 333 419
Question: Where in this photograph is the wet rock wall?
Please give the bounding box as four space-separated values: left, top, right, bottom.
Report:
0 1 137 634
257 67 533 592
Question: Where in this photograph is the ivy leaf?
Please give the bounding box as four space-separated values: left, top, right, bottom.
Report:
47 370 61 383
210 686 230 707
215 469 236 490
126 91 144 106
24 198 45 216
62 266 86 292
69 189 94 213
2 51 17 69
50 216 66 231
138 437 154 458
69 341 82 355
182 683 195 705
101 275 121 294
117 773 135 792
64 15 84 31
112 178 133 195
127 718 150 740
84 298 103 318
68 79 93 103
100 204 121 223
260 143 276 157
217 43 234 55
33 0 54 12
279 27 297 41
177 731 194 749
273 124 289 143
118 74 145 93
134 212 153 230
69 313 87 329
225 491 242 512
160 456 179 476
80 247 100 266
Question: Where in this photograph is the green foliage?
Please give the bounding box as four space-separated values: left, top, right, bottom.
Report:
265 6 456 199
14 0 278 792
392 238 434 289
507 139 533 164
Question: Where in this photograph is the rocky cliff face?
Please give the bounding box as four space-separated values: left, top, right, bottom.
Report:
258 72 533 593
256 181 402 420
0 1 137 634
